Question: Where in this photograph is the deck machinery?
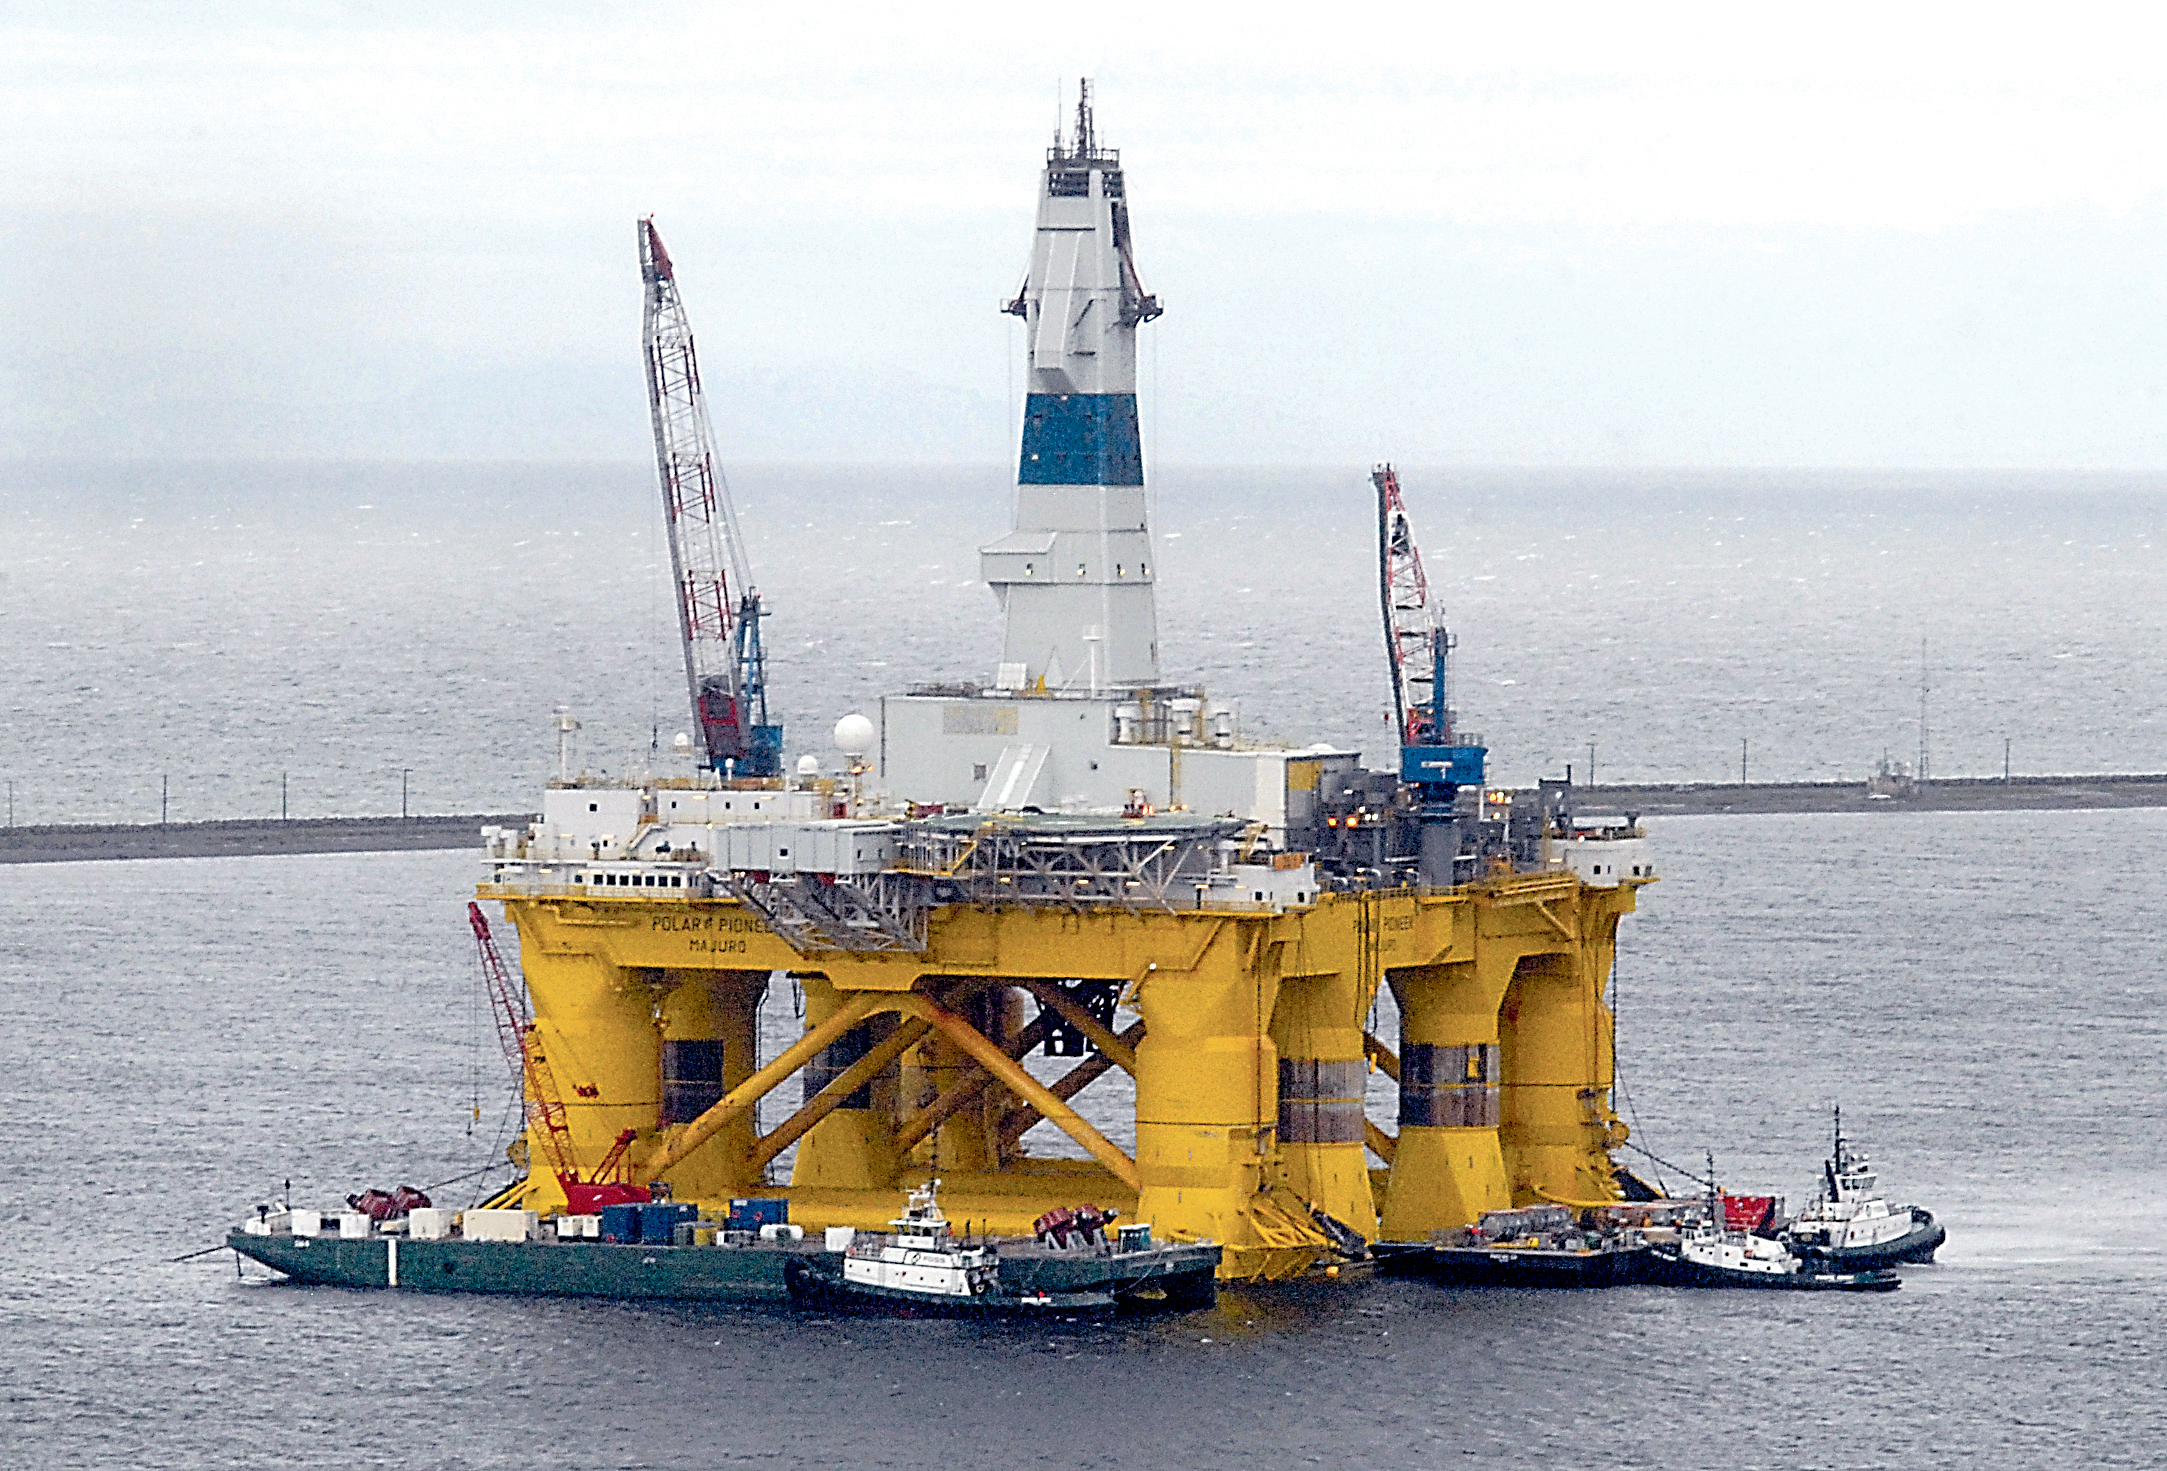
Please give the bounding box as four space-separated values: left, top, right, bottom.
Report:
478 87 1654 1281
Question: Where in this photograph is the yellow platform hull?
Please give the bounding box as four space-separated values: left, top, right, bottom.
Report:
483 871 1642 1282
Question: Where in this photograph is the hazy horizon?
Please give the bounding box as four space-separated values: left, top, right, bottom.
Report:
11 4 2167 469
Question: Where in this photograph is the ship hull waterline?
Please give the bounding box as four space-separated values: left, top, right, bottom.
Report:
1792 1215 1947 1272
1645 1252 1901 1292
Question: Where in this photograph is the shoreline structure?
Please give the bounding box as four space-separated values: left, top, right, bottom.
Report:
0 814 532 864
4 774 2166 865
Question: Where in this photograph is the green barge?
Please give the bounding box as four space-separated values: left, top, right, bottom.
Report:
228 1225 1220 1310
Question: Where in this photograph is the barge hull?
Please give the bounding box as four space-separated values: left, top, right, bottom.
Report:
230 1232 810 1301
228 1232 1221 1307
1374 1241 1651 1287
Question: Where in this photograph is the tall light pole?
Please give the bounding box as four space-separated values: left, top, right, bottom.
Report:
401 768 411 820
1740 738 1748 785
1917 638 1930 784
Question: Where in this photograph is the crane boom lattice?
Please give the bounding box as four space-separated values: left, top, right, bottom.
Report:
468 901 644 1212
469 901 575 1180
1373 464 1453 746
640 218 780 777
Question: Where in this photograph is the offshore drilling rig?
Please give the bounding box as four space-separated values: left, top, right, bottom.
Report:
478 85 1655 1281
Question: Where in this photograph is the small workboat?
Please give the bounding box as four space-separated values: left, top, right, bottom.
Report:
1780 1109 1945 1270
780 1180 1214 1318
1648 1166 1898 1292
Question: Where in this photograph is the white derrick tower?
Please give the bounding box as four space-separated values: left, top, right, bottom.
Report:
876 85 1359 832
982 80 1164 693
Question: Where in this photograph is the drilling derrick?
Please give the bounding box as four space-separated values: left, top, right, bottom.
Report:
640 218 782 778
987 78 1164 691
1374 464 1484 884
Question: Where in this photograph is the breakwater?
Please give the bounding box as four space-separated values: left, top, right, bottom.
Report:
0 813 534 864
1574 773 2167 818
5 774 2167 864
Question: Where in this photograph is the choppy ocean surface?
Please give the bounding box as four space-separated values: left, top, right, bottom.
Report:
2 463 2164 1467
2 811 2163 1468
5 460 2167 823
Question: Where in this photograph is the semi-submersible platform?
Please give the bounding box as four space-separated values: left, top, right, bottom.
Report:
476 87 1655 1283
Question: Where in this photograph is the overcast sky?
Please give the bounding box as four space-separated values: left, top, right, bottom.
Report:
9 1 2167 467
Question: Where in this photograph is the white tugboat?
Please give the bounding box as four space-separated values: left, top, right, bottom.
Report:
1647 1157 1900 1292
781 1180 1218 1317
1781 1109 1946 1270
841 1180 996 1300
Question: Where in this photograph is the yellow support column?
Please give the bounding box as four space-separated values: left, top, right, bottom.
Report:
655 969 768 1201
1134 919 1317 1280
1378 953 1513 1241
508 942 658 1215
1269 966 1378 1242
1498 948 1614 1205
788 975 896 1194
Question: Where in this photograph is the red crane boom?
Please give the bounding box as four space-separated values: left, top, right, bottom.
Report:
467 902 645 1213
639 217 781 777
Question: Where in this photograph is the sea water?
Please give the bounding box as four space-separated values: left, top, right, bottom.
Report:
6 461 2167 824
2 463 2164 1466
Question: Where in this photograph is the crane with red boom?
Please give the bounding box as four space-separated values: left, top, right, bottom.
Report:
468 901 645 1213
639 218 783 778
1375 462 1454 748
1372 464 1486 884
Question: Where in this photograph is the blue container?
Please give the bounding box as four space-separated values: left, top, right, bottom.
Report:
727 1197 789 1231
599 1203 643 1244
640 1202 697 1244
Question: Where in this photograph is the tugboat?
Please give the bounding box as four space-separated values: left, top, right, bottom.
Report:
781 1181 1217 1318
1646 1160 1899 1293
1780 1109 1946 1270
1374 1204 1657 1287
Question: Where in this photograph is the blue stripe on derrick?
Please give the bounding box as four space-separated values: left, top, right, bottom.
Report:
1017 393 1143 485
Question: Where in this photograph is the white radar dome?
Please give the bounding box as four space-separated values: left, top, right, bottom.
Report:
672 732 693 754
796 754 822 777
833 713 876 756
